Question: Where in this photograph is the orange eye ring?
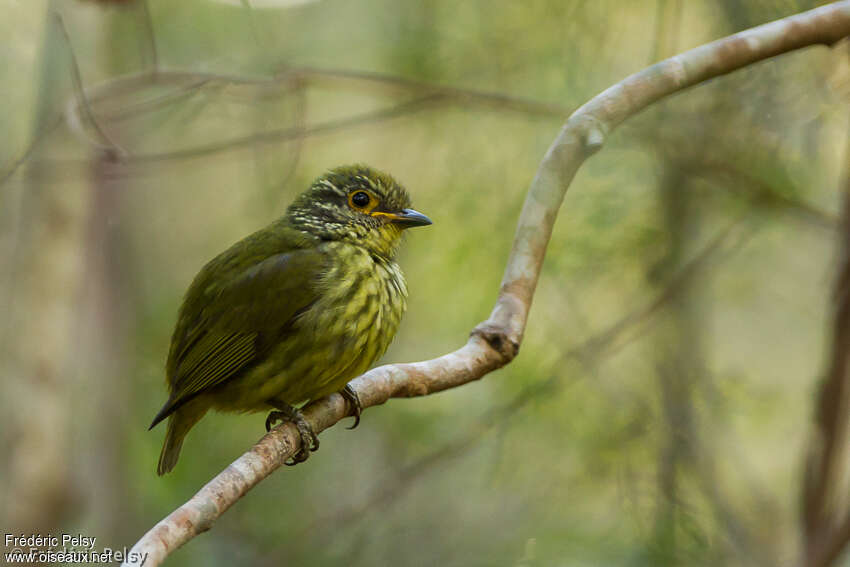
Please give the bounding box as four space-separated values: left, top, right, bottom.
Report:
348 190 379 212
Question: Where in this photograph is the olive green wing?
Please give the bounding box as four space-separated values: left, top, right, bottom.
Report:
149 247 326 428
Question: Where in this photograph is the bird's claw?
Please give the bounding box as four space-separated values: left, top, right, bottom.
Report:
285 417 319 465
264 405 319 465
265 411 284 432
341 384 362 430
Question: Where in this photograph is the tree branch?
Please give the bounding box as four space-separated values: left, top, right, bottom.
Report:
123 4 850 566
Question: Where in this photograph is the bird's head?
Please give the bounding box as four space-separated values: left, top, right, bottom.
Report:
287 164 432 259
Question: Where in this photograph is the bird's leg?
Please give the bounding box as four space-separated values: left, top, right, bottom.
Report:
265 398 319 465
340 384 362 430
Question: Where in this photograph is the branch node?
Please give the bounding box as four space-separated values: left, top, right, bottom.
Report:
471 322 520 362
584 124 606 153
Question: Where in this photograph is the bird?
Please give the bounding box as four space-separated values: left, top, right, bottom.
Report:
149 164 432 475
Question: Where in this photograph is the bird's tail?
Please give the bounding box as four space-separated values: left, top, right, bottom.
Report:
157 403 207 476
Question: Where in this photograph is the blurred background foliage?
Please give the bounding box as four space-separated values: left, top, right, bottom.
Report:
2 0 849 565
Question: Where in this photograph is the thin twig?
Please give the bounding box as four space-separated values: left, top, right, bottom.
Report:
269 80 307 211
139 0 158 69
54 63 567 154
124 93 444 163
295 65 568 117
26 93 442 178
53 12 127 157
97 79 213 122
36 62 570 171
681 159 839 230
0 116 63 188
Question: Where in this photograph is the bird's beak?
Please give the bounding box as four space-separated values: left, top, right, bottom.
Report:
373 208 433 228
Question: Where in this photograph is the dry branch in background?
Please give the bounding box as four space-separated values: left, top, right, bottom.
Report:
123 4 850 566
0 56 569 185
64 66 568 164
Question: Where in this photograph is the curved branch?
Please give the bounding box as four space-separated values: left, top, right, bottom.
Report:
123 4 850 566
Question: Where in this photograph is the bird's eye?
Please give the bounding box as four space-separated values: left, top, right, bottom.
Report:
349 190 375 211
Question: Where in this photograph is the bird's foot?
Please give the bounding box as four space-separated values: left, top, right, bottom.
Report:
265 401 319 465
341 384 362 430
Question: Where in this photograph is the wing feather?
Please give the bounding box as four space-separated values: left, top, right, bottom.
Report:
151 246 325 426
